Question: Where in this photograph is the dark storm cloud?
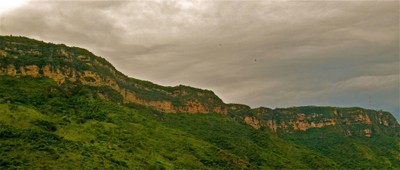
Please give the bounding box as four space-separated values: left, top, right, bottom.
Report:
1 0 398 119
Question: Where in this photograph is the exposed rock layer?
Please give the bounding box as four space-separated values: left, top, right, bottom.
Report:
1 36 398 137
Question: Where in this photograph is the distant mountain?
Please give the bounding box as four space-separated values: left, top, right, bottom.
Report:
0 35 399 169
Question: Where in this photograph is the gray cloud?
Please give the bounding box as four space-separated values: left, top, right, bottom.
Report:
1 0 399 120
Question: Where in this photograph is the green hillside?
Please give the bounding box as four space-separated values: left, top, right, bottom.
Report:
0 76 338 169
283 126 400 168
0 35 399 169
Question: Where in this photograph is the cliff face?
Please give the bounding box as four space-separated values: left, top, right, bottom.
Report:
237 106 399 137
1 36 398 136
0 36 227 114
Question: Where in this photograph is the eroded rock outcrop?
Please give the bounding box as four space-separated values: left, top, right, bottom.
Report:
1 35 398 136
0 36 230 114
244 116 262 129
230 106 399 137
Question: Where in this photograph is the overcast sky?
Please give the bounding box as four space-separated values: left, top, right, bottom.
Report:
0 0 399 120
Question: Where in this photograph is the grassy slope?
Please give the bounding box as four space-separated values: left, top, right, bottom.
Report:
283 126 400 169
160 113 339 169
0 75 340 169
1 36 399 169
0 103 252 169
0 76 247 169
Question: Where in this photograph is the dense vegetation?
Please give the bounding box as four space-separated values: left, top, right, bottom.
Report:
1 75 399 169
0 35 225 110
1 35 399 169
283 126 400 169
161 113 339 169
0 76 339 169
0 36 118 78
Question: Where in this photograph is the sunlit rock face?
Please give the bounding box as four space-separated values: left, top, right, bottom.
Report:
1 36 399 137
229 106 399 137
0 36 227 114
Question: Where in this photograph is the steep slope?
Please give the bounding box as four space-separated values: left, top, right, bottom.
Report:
0 36 227 114
226 104 400 168
283 125 400 168
1 35 399 168
0 76 338 169
3 36 397 135
230 106 399 137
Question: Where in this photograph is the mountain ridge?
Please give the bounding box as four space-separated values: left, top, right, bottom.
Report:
1 35 399 169
0 35 228 114
0 35 398 137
